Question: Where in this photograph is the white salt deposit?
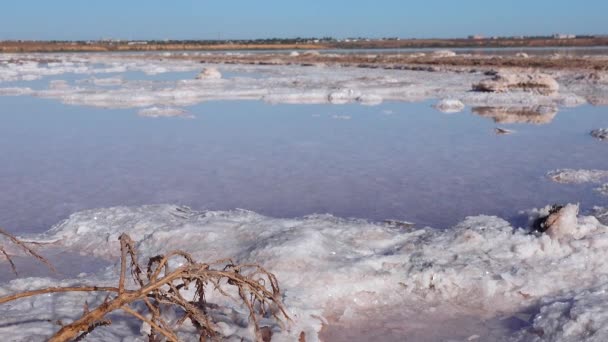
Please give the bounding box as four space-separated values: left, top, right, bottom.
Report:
2 52 608 340
547 169 608 184
431 50 457 58
328 89 362 104
514 284 608 341
48 80 70 90
0 87 33 96
195 67 222 80
2 204 608 341
302 50 321 57
434 98 465 113
473 72 559 95
356 94 383 105
0 53 602 110
91 77 124 86
591 128 608 141
137 106 191 118
595 184 608 196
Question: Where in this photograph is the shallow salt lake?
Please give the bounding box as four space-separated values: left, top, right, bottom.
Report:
0 89 607 234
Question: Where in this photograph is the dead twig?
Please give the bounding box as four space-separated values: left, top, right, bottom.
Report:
0 246 17 275
0 233 290 342
0 227 55 273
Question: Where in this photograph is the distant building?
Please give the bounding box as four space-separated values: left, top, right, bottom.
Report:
101 38 123 43
553 34 576 39
128 41 148 45
468 35 485 40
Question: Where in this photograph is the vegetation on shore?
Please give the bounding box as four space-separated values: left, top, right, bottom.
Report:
1 36 607 53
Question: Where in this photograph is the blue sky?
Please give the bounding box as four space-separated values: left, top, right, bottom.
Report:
1 0 607 40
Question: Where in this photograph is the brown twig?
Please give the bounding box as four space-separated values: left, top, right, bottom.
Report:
0 227 55 273
0 286 120 305
1 233 290 342
121 305 179 342
0 246 17 275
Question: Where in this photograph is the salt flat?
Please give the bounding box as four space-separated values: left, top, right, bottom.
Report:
1 50 608 341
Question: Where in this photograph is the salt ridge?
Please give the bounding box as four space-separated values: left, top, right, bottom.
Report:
0 53 603 111
1 205 607 341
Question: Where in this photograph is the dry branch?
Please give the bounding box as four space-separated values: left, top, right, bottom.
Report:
0 233 290 341
0 227 55 275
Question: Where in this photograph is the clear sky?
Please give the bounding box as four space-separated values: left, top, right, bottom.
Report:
2 0 607 40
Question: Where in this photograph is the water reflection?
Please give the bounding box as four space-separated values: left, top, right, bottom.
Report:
0 96 607 234
472 106 558 124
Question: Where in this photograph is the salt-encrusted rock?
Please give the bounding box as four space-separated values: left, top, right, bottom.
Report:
431 50 457 58
328 89 362 104
515 52 529 58
195 67 222 80
289 51 300 57
519 284 608 342
596 184 608 197
558 94 587 107
532 204 579 239
591 128 608 141
593 207 608 225
302 50 321 57
494 127 514 135
356 94 383 106
433 99 465 113
587 95 608 106
472 72 559 95
472 106 557 124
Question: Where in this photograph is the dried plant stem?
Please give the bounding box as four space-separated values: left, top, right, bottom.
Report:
0 246 17 275
121 306 179 342
0 286 119 306
0 227 55 273
1 233 290 342
48 267 188 342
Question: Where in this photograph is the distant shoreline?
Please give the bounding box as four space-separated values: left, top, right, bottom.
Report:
2 37 608 53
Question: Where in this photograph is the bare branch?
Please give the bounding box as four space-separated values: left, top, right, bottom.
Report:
0 286 120 305
0 246 17 276
0 233 289 342
0 227 55 273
